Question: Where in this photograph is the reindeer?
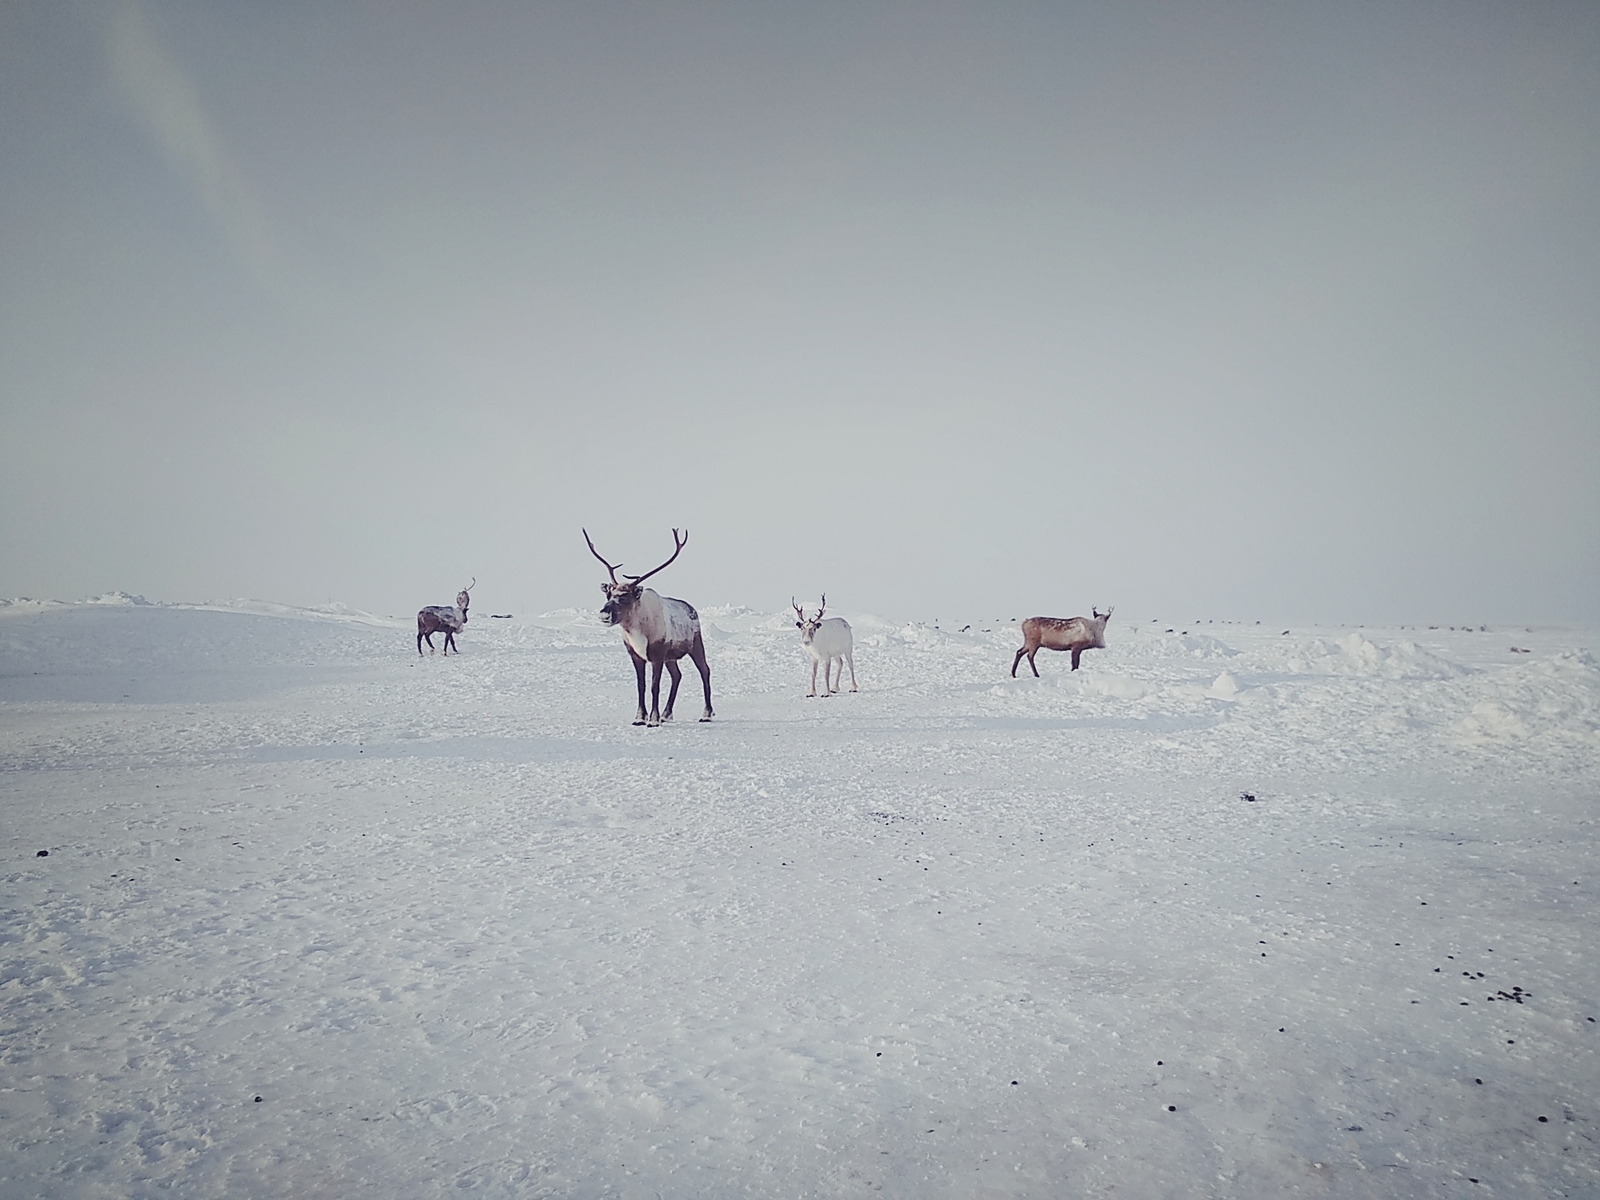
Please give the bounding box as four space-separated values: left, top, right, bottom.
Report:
584 528 713 726
1011 607 1113 677
793 596 857 696
417 578 474 655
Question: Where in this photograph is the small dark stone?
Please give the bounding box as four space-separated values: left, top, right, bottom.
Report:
1156 1061 1163 1066
254 1096 262 1103
1346 1125 1362 1132
1011 1080 1018 1085
1475 1079 1483 1084
1507 1040 1514 1044
1538 1116 1548 1123
1167 1105 1177 1112
35 850 48 857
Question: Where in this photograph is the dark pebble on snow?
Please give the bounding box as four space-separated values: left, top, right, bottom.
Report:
1167 1105 1177 1112
254 1096 263 1103
36 850 48 857
1346 1125 1363 1132
1539 1116 1549 1122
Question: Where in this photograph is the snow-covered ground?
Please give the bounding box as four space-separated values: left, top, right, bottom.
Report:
2 599 1596 1198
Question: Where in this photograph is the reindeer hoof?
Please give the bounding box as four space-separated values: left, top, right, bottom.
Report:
632 718 646 726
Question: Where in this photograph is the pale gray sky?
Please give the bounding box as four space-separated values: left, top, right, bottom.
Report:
3 1 1596 624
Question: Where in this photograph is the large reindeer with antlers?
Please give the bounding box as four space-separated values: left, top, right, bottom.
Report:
417 578 474 655
584 528 713 726
1011 607 1113 677
793 596 857 697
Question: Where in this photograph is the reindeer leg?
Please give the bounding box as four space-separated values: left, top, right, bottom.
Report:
809 659 819 697
1029 650 1040 678
418 629 425 656
847 651 858 692
690 634 713 720
628 647 648 725
648 659 664 726
1011 647 1026 677
1070 648 1082 671
662 659 683 721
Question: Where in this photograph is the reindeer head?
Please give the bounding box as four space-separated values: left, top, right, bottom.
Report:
1092 605 1114 624
793 595 826 645
585 529 687 627
456 578 475 621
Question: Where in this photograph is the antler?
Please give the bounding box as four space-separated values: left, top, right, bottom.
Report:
793 597 806 621
464 576 476 593
624 528 688 587
816 593 826 620
582 529 621 584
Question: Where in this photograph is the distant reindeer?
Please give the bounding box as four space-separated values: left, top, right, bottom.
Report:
1012 606 1113 677
793 596 857 696
417 578 474 655
585 528 713 726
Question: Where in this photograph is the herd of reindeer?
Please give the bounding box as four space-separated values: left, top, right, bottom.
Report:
417 529 1113 727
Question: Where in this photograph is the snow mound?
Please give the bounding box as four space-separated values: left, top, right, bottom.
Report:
1282 633 1463 679
0 597 68 614
1208 671 1242 699
201 598 400 627
1450 650 1600 747
87 590 153 606
1132 632 1241 662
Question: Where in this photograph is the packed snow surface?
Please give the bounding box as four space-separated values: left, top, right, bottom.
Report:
2 601 1596 1198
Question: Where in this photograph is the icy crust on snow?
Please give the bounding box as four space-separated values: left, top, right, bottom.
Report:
1 605 1597 1199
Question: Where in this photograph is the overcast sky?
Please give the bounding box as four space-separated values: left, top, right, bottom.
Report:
2 1 1596 625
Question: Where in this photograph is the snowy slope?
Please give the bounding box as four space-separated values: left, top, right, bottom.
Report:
2 601 1596 1198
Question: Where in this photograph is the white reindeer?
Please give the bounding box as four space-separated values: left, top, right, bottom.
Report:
585 528 713 726
793 596 857 696
417 578 474 655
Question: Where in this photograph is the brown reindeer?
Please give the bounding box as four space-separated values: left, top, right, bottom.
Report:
584 528 713 726
1012 607 1113 677
417 578 474 655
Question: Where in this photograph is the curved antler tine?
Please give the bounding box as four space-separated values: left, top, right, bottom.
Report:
466 576 476 593
582 528 621 583
817 593 826 618
626 527 689 587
